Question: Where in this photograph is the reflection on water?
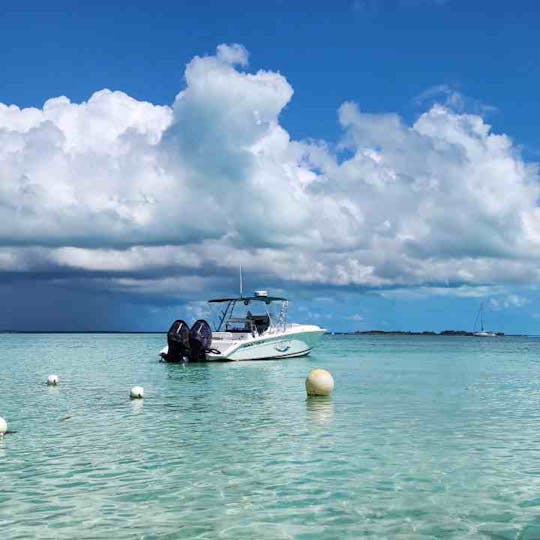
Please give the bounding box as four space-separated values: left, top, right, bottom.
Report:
306 397 334 427
129 399 144 415
47 385 60 396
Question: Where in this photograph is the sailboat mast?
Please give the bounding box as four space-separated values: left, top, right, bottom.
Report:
239 265 243 298
480 302 484 332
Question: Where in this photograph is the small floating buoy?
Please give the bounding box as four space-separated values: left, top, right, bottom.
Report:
0 416 7 436
306 368 334 397
47 374 59 386
130 386 144 399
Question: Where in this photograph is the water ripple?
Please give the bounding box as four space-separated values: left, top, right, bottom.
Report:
0 334 539 538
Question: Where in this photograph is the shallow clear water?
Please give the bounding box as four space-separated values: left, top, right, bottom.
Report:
0 334 539 539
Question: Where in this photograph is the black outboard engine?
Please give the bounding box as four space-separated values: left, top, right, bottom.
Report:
161 319 190 362
188 319 213 362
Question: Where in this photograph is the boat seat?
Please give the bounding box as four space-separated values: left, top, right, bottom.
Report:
247 313 270 335
225 318 256 334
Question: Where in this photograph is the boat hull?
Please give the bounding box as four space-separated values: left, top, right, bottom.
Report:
160 327 325 362
211 329 325 361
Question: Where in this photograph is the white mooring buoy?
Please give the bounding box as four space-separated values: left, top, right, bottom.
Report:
0 416 7 436
130 386 144 399
47 374 59 386
305 369 334 397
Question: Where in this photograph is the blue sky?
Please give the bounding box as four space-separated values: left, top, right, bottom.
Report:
3 1 540 150
1 0 539 333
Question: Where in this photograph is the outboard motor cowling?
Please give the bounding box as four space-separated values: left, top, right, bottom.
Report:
161 319 190 362
189 319 213 362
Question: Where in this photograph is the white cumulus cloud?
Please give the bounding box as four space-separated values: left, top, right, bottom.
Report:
0 43 539 301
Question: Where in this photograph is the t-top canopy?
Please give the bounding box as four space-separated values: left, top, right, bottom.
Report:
208 295 287 304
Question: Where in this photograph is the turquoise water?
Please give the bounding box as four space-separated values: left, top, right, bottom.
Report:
0 334 539 539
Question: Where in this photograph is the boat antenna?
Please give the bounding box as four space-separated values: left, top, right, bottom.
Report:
239 265 243 298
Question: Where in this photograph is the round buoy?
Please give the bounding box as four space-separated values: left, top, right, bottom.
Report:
0 416 7 436
47 374 59 386
306 369 334 397
130 386 144 399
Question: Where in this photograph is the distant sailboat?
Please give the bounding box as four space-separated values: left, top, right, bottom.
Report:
473 303 497 337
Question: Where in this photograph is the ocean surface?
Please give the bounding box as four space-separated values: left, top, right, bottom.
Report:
0 334 539 539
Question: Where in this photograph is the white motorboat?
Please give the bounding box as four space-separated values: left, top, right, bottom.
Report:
160 290 325 362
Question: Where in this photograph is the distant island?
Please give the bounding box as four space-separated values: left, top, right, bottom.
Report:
335 330 506 336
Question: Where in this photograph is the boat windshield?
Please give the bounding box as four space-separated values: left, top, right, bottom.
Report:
209 297 287 333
